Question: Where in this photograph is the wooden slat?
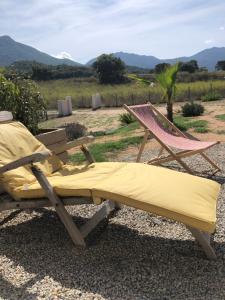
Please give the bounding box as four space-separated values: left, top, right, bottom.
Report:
47 141 67 154
0 151 50 174
57 152 69 163
36 129 67 146
49 136 95 154
0 193 93 211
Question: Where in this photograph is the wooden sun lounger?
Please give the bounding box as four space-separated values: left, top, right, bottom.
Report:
0 125 219 259
124 102 221 175
0 131 120 247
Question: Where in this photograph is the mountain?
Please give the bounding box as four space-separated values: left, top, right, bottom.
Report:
87 48 225 71
87 51 160 69
1 35 225 71
0 35 82 67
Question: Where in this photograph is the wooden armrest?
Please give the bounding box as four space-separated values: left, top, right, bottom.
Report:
0 150 51 174
51 136 95 153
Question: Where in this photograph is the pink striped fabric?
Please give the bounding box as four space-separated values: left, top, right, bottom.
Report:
129 104 217 151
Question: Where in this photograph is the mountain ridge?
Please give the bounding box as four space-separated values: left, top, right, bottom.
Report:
86 48 225 70
0 35 82 67
0 35 225 71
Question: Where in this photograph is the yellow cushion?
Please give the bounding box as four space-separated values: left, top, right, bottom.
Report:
0 121 220 233
0 121 63 196
14 162 220 233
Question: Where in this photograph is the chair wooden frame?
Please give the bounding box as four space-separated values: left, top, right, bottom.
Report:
0 133 217 259
0 136 120 247
124 102 221 175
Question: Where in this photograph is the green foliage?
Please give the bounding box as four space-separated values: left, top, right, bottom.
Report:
5 61 93 81
194 127 208 133
90 122 139 137
93 54 126 84
155 63 171 74
179 60 199 73
215 114 225 121
113 122 139 135
215 60 225 71
174 115 208 132
70 136 142 162
182 102 204 117
37 78 225 109
0 74 46 134
202 82 222 101
119 112 135 125
201 91 222 101
156 63 179 122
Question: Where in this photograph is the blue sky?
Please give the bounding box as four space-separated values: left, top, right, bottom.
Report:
1 0 225 63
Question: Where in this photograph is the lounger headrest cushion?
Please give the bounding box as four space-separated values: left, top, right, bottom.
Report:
0 121 63 198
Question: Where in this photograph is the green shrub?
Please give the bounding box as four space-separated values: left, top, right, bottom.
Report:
174 116 208 132
201 91 222 101
60 122 87 141
194 127 208 133
119 113 135 125
0 74 46 134
182 102 204 117
215 114 225 121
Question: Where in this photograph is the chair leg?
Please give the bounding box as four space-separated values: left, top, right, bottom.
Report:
200 152 221 173
80 200 116 238
31 166 86 247
187 226 216 260
136 131 149 162
157 146 164 158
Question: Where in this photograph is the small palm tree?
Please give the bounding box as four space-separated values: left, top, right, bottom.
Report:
156 63 179 122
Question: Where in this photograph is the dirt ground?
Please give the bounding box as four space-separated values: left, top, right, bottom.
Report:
41 100 225 147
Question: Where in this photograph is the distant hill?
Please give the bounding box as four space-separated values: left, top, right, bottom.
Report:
0 35 82 67
1 35 225 71
87 52 160 69
87 48 225 71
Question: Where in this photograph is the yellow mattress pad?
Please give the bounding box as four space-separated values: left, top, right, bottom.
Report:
0 122 220 233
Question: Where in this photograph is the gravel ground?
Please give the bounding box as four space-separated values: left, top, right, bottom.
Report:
0 144 225 300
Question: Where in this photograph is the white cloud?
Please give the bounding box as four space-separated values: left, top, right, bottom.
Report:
219 26 224 30
54 51 74 60
1 0 225 62
204 39 213 44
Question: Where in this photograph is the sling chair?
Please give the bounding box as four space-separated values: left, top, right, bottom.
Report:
0 112 221 259
124 103 221 175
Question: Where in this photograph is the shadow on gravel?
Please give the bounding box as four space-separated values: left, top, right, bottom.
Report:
0 209 225 299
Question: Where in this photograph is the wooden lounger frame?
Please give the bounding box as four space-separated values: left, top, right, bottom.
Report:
124 102 221 176
0 129 217 259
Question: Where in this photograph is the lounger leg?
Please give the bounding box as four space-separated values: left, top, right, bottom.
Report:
80 200 116 238
81 145 95 164
200 152 221 173
31 166 86 247
136 131 149 162
187 226 216 260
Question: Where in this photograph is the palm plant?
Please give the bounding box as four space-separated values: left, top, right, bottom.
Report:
156 63 179 122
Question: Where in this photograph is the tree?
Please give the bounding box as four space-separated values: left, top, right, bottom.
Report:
0 74 46 134
156 63 179 122
179 60 199 73
155 63 171 74
215 60 225 71
93 54 126 84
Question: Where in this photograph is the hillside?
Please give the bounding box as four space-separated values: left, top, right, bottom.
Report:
0 35 81 67
87 48 225 71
